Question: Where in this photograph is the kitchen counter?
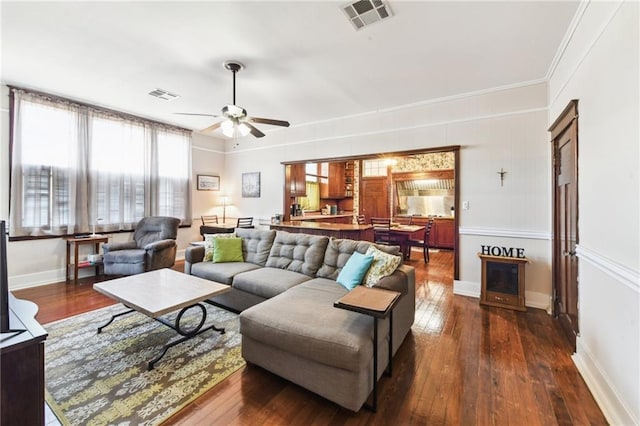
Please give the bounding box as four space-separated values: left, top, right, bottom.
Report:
270 221 373 241
290 213 353 221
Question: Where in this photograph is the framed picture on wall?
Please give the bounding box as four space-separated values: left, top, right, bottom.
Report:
197 175 220 191
242 172 261 198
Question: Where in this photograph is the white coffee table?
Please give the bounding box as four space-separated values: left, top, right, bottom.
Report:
94 268 230 370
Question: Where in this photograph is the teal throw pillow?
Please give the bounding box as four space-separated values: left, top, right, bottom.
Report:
337 252 374 290
212 237 244 263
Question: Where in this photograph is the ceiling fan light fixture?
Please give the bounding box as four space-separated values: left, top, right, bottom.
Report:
237 122 251 137
221 119 251 138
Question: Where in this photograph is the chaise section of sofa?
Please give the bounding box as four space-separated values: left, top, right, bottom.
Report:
239 235 415 412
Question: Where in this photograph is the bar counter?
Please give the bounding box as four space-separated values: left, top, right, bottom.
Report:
270 221 374 241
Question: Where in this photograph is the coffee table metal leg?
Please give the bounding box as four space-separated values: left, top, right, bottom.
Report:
148 303 225 371
97 308 135 334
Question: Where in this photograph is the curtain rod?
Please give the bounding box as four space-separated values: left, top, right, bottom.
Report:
7 84 192 134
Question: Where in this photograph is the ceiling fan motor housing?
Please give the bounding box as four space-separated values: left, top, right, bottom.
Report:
222 104 247 119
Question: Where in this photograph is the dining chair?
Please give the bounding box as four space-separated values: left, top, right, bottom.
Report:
236 217 254 228
370 217 392 245
356 214 367 225
201 215 219 225
407 219 434 262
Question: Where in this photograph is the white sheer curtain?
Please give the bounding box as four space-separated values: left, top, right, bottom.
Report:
10 90 89 236
9 88 192 237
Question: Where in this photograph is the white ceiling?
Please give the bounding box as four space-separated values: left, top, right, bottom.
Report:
1 1 579 138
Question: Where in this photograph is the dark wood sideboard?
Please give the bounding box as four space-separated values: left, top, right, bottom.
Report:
1 293 47 425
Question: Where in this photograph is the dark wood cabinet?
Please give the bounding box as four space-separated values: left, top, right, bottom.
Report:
428 218 455 249
327 162 345 198
320 162 348 199
288 163 307 197
1 294 47 425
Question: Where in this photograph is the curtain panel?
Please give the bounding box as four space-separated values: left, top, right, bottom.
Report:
9 88 192 237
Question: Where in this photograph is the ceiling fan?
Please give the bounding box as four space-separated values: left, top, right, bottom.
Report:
176 61 290 138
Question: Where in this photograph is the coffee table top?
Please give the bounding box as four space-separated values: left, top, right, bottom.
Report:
94 269 230 318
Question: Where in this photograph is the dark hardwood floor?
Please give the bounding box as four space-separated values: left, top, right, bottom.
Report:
13 250 607 425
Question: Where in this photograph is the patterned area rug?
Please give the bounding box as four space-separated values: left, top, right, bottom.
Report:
44 303 245 425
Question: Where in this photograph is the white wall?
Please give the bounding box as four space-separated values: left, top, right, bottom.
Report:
548 1 639 424
0 85 225 289
224 82 552 308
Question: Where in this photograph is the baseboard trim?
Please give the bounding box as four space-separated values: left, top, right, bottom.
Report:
573 337 638 426
453 280 551 313
9 252 187 291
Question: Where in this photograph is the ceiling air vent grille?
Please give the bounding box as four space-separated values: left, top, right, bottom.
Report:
148 88 180 101
342 0 392 31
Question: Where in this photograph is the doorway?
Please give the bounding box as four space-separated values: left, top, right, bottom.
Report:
549 100 579 351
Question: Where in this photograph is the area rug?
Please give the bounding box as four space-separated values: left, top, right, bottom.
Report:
44 303 245 425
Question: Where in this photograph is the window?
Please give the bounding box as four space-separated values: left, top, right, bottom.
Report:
362 159 389 177
9 88 192 237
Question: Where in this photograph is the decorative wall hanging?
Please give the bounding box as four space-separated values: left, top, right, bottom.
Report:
197 175 220 191
242 172 261 198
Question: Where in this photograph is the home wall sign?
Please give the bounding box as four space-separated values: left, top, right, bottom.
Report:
480 245 525 259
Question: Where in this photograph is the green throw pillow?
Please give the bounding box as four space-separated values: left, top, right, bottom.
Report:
212 237 244 263
203 233 237 262
337 252 374 290
362 245 402 287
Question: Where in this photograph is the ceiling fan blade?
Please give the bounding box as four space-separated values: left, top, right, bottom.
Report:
200 121 223 134
174 112 220 118
244 122 265 138
248 116 290 127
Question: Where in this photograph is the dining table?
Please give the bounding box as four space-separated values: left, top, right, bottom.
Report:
389 224 425 260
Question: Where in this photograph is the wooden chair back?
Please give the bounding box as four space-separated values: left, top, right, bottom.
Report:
356 214 367 225
370 217 391 244
236 217 254 228
201 215 219 225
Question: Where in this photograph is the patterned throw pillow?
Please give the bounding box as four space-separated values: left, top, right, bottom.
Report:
362 245 402 288
203 233 237 262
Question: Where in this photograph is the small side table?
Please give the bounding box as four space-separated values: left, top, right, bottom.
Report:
64 235 108 285
334 286 401 412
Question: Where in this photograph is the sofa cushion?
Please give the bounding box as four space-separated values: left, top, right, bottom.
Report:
213 238 244 263
232 267 312 299
240 278 388 372
266 231 329 277
235 228 276 266
190 261 260 285
317 237 402 280
362 245 402 288
336 252 374 290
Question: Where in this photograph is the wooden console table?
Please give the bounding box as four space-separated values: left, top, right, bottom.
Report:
65 235 108 285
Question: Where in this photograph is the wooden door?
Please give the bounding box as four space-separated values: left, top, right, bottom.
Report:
549 100 579 351
360 177 389 222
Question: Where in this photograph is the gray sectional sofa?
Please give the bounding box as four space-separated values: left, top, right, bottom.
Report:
184 227 415 411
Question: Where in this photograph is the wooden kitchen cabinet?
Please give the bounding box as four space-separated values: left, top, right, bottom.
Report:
320 162 348 199
288 163 307 197
327 162 345 198
428 218 455 249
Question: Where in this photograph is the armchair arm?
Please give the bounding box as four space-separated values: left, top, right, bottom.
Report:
143 239 177 252
102 241 137 254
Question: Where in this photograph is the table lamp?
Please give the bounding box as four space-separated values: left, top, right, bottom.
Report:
220 196 230 223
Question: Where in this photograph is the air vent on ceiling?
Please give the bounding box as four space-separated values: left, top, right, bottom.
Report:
148 88 180 101
342 0 392 31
